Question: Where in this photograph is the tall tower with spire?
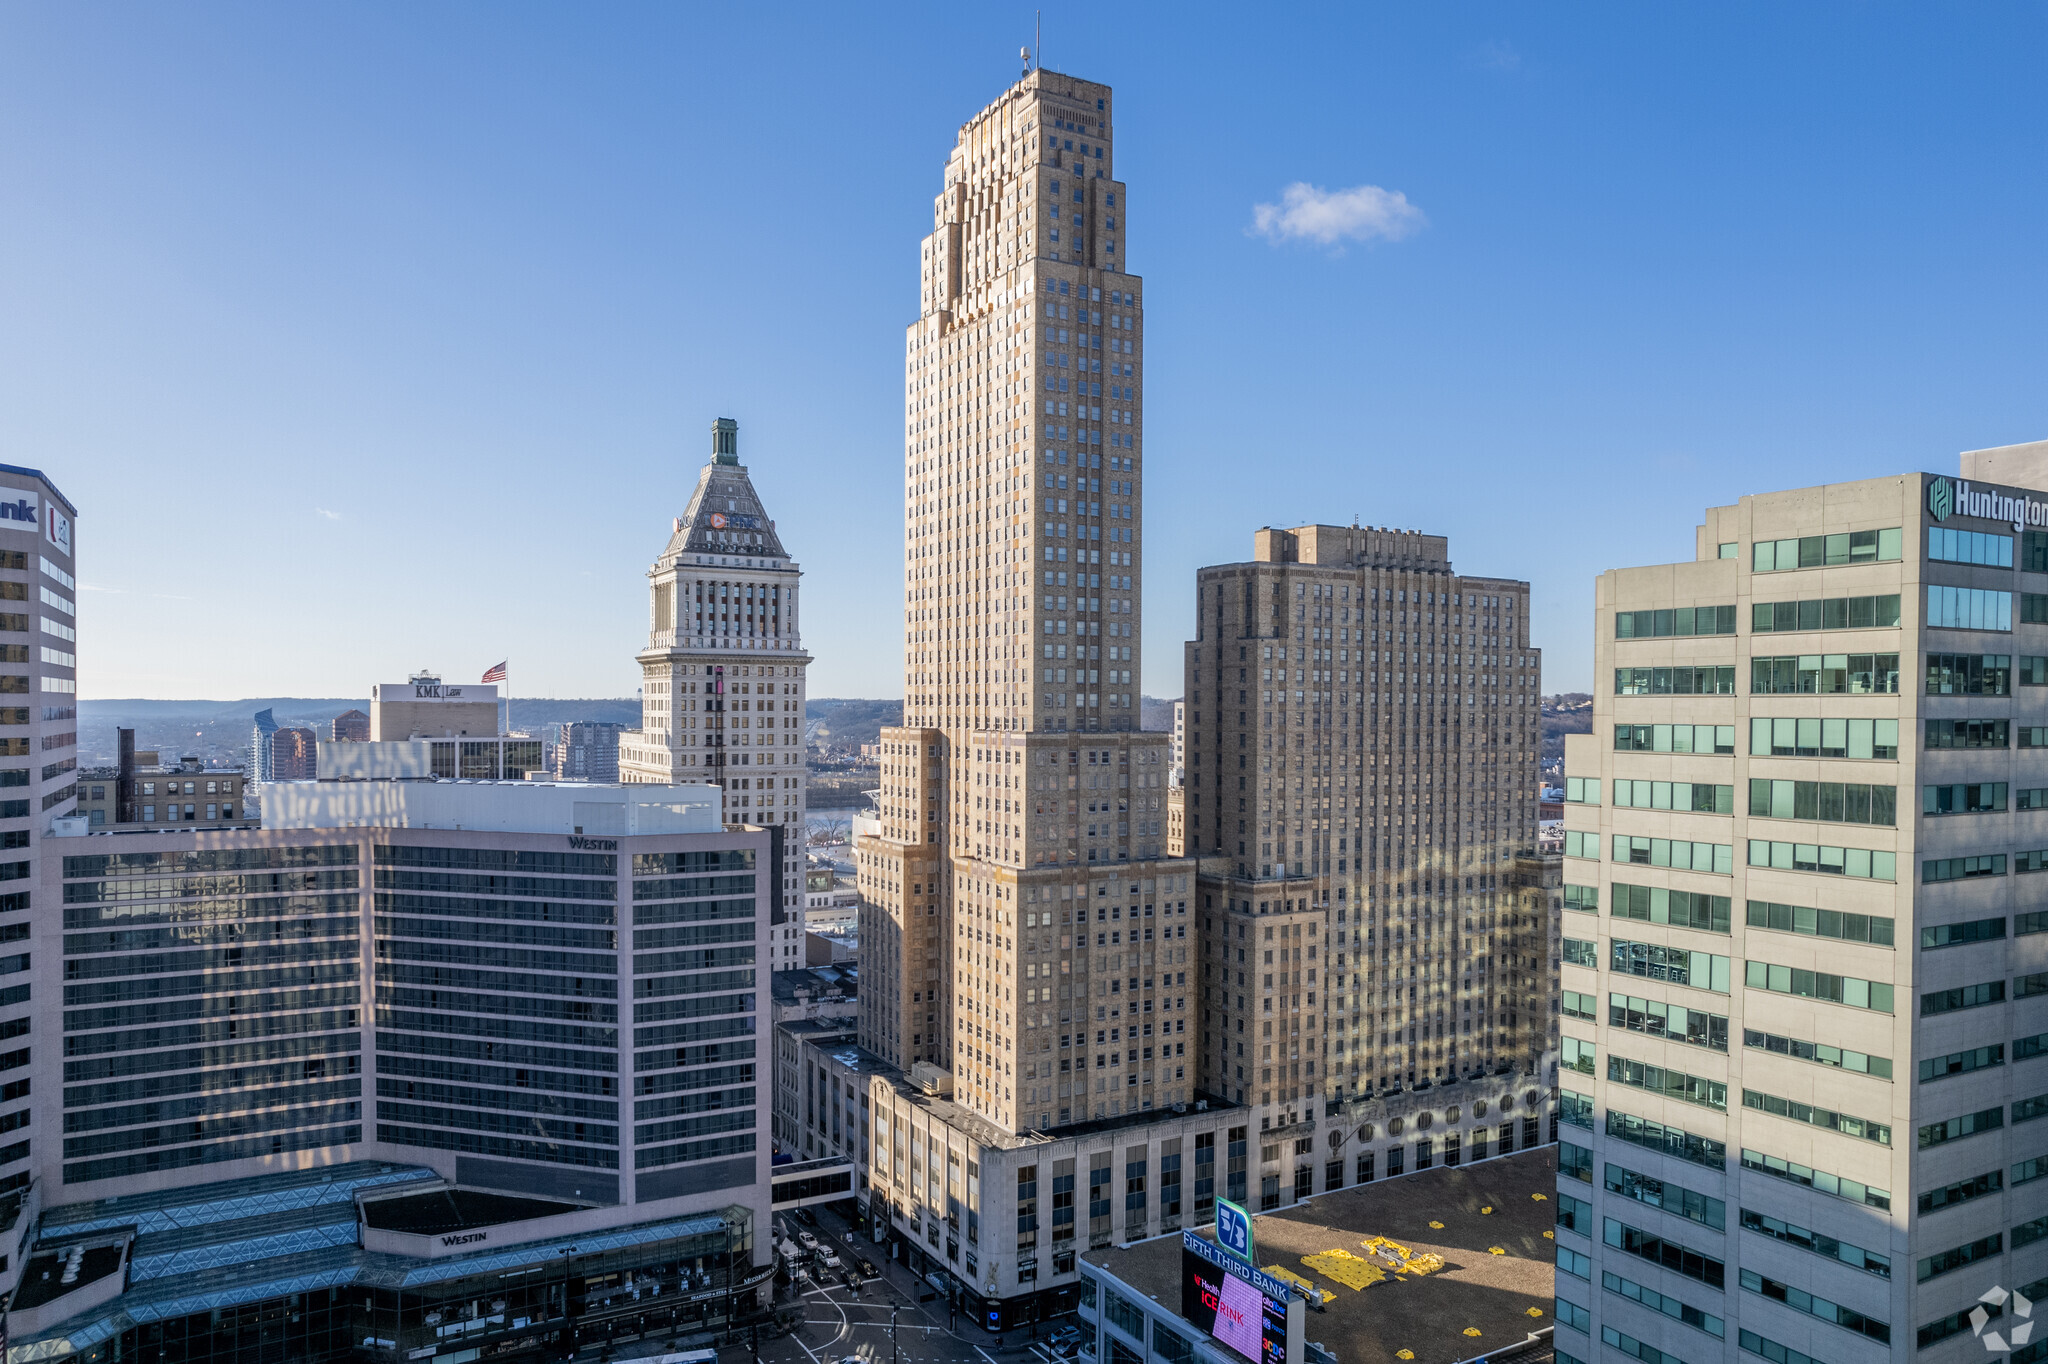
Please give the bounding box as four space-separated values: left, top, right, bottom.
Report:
856 68 1193 1134
621 417 811 903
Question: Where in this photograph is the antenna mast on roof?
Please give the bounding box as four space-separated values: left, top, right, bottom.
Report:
1036 11 1041 69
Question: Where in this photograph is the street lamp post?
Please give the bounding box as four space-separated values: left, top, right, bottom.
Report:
558 1246 578 1362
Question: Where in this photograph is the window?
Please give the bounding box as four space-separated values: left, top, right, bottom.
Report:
1614 605 1736 638
1609 1056 1726 1111
1614 666 1734 695
1744 899 1893 946
1610 883 1731 933
1929 526 2014 566
1562 831 1599 861
1927 585 2013 631
1919 1107 2003 1149
1745 961 1893 1012
1750 716 1898 759
1745 840 1896 880
1746 779 1895 825
1926 718 2009 749
1741 1208 1891 1277
1752 528 1901 571
1920 917 2006 949
1746 1089 1889 1144
1563 777 1599 804
1925 783 2008 815
1562 884 1598 914
1604 1164 1724 1230
1605 1109 1725 1169
1920 980 2004 1016
1610 780 1734 814
1742 1148 1889 1210
1927 652 2013 694
1611 836 1733 875
1605 1273 1725 1339
1602 1217 1725 1288
1923 855 2006 884
1613 723 1735 754
1739 1270 1890 1344
1750 653 1899 694
1918 1234 2001 1283
1610 940 1729 992
1609 993 1728 1052
1562 938 1597 968
1750 594 1902 632
1921 1045 2004 1084
1744 1028 1890 1078
1918 1170 2002 1212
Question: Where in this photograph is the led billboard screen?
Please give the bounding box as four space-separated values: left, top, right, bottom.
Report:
1180 1248 1287 1364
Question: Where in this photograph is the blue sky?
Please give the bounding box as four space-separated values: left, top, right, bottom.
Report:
5 4 2044 701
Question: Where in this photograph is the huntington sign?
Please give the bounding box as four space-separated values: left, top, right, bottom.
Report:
1927 475 2048 533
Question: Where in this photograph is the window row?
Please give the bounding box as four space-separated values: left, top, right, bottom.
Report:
1748 779 1894 826
1751 594 1900 633
1615 605 1736 638
1752 528 1902 572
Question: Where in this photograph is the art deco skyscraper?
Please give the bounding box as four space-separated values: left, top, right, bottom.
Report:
621 418 811 901
1180 524 1558 1152
857 69 1194 1136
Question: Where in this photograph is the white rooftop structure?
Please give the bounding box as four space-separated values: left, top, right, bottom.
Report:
259 779 723 835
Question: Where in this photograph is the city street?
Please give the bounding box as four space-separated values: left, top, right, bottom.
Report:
603 1203 1081 1364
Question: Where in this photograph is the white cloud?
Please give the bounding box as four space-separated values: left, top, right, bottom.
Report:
1469 39 1521 71
1250 182 1427 247
316 508 342 521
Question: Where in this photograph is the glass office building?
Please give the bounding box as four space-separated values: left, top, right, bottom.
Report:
8 781 774 1363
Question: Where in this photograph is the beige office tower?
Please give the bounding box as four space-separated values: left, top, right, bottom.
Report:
620 417 810 900
857 71 1239 1324
1182 523 1560 1171
1565 441 2048 1364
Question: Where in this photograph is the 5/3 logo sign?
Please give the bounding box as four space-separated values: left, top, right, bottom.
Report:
1216 1197 1253 1264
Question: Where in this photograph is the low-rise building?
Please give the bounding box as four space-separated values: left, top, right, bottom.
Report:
1078 1145 1557 1364
76 731 255 830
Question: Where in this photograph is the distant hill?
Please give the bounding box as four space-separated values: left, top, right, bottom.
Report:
79 696 644 768
84 693 1180 768
1541 693 1593 776
806 698 902 752
1141 696 1177 732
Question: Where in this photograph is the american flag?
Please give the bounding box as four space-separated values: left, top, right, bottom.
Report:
481 661 507 684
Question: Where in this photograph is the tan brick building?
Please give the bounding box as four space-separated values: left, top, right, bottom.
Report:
854 68 1215 1324
619 418 811 902
1181 523 1558 1199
